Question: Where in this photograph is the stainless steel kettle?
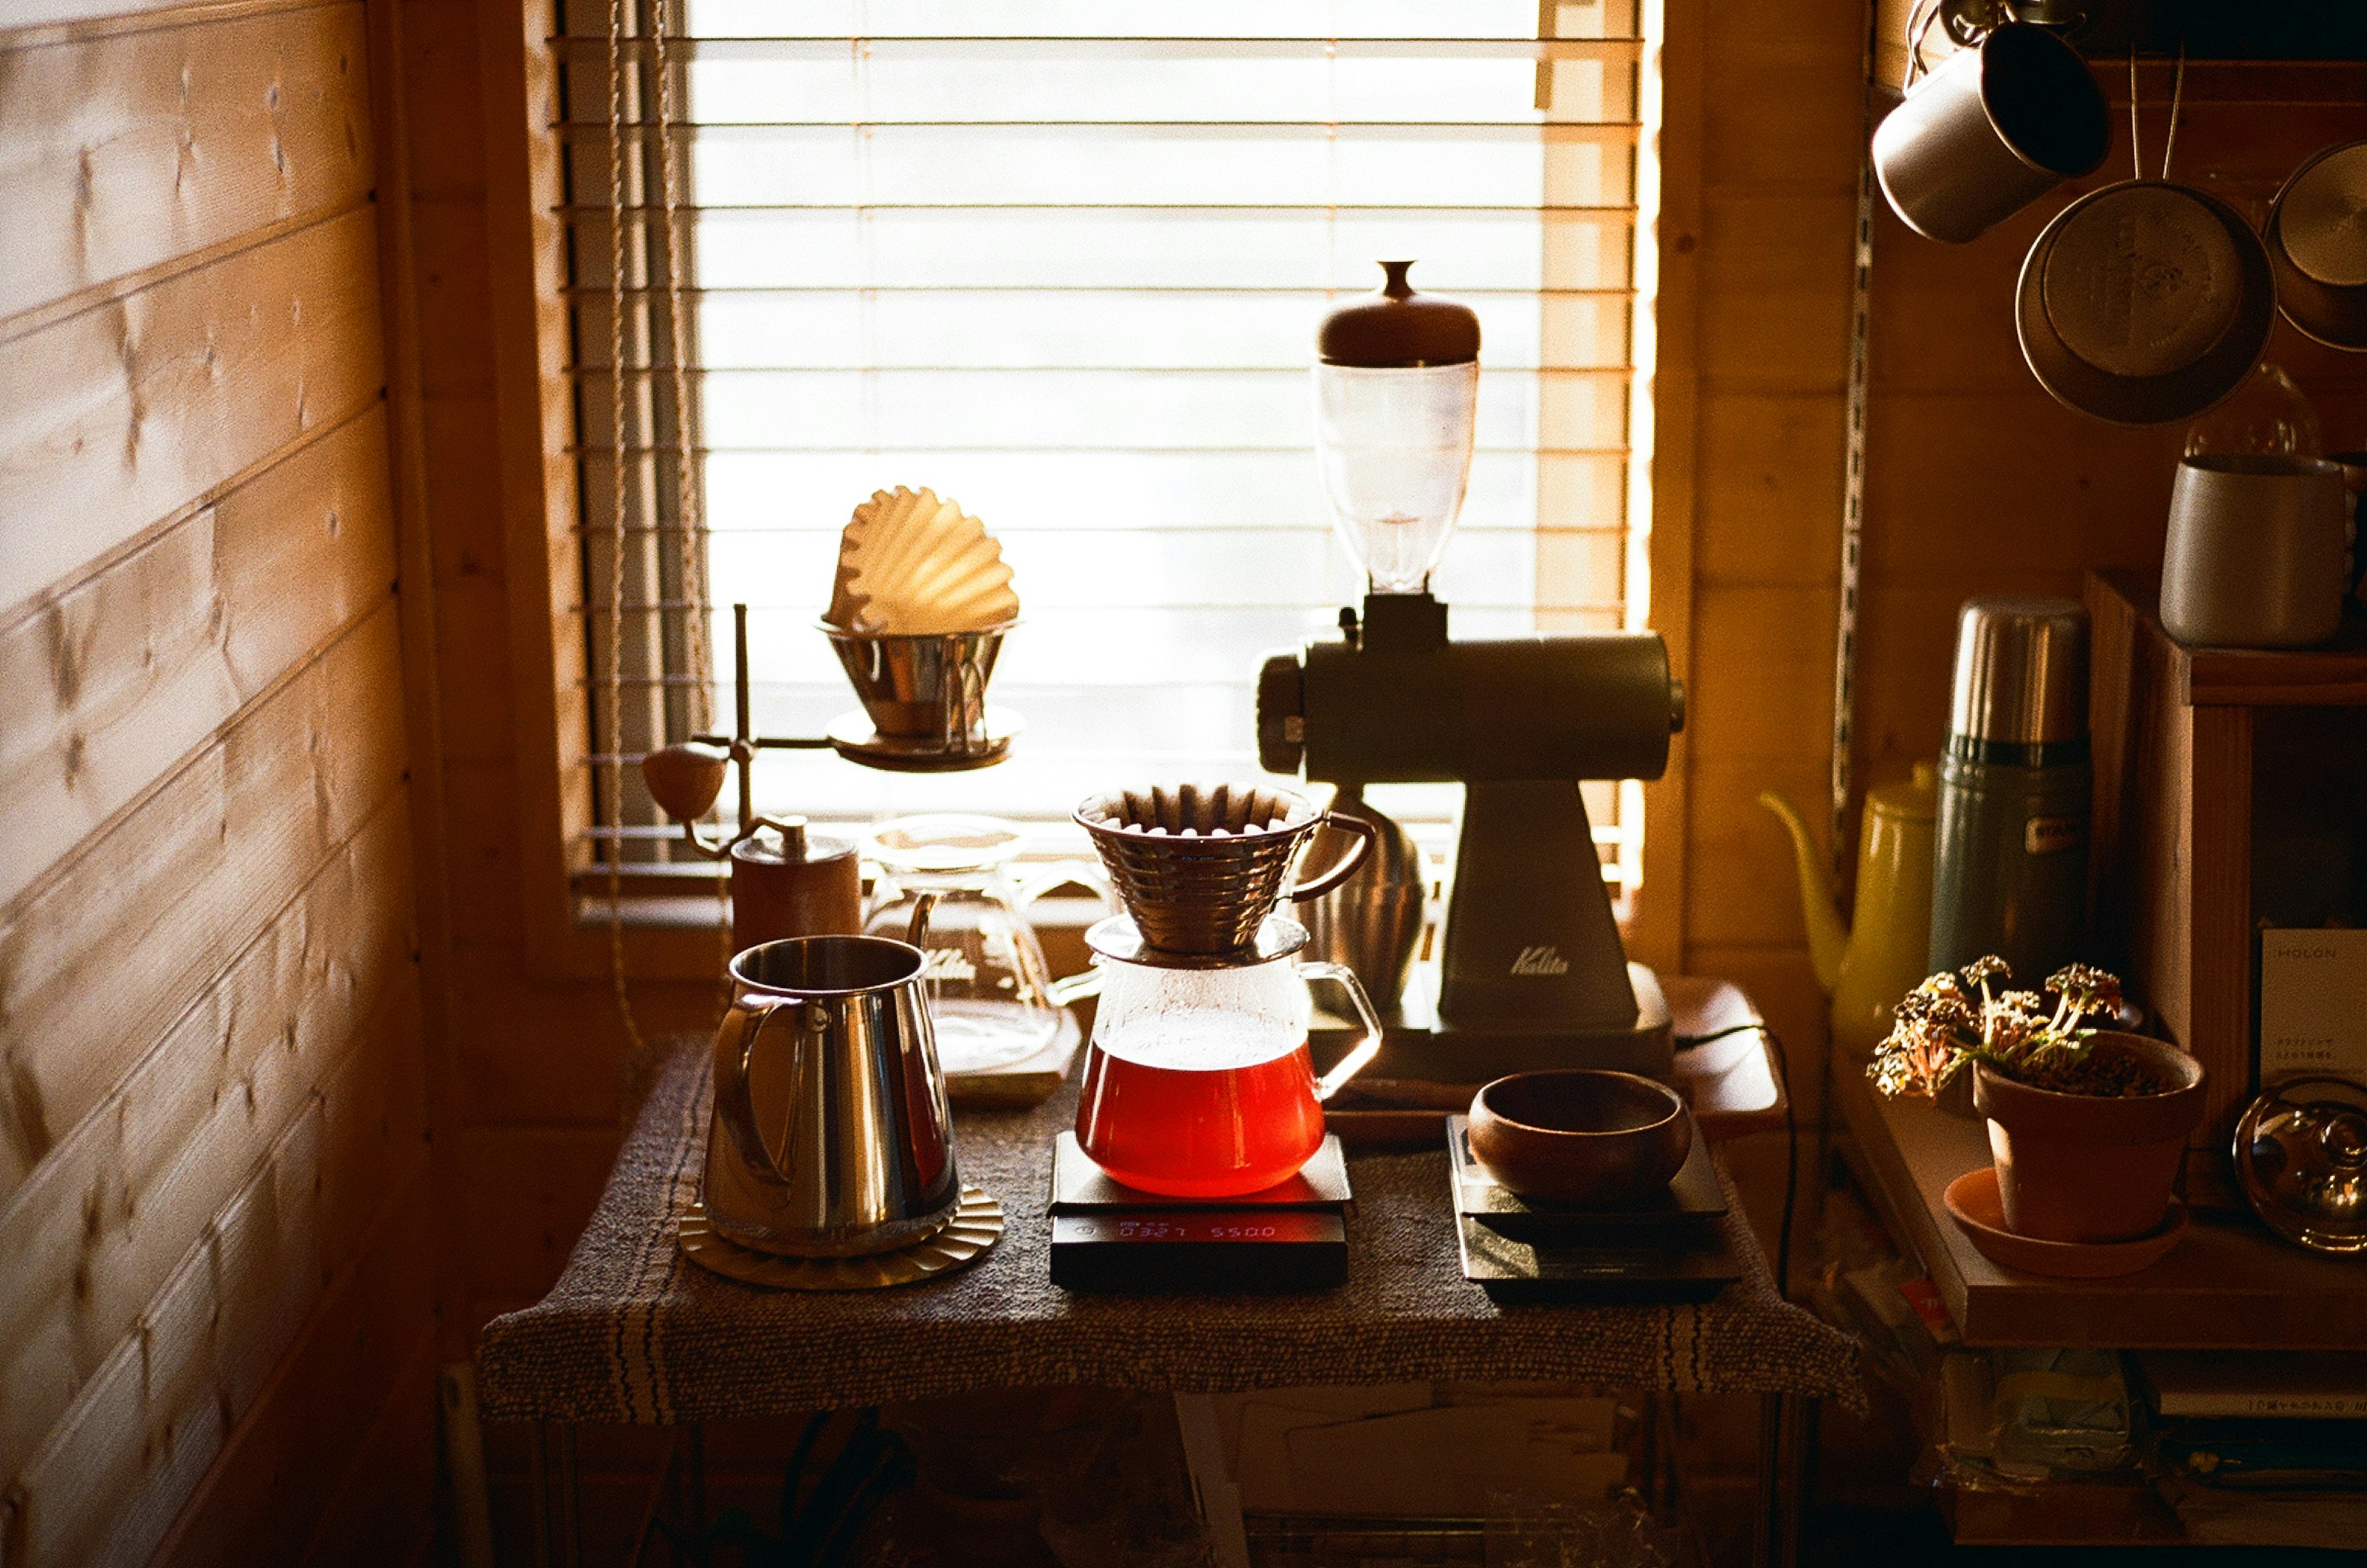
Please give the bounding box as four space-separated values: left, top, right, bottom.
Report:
704 918 959 1257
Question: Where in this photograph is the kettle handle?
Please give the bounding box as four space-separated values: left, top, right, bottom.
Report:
1288 812 1379 903
713 995 816 1190
1298 960 1384 1103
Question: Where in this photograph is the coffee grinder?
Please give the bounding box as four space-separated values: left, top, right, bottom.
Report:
1256 261 1687 1082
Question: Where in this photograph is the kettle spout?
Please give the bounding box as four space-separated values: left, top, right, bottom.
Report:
1757 791 1848 995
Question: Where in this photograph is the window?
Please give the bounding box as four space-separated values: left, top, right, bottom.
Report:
561 1 1660 904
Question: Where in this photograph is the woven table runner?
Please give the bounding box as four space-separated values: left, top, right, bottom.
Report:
478 1036 1861 1424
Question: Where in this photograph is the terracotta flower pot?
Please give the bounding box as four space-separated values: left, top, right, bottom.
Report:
1971 1032 2207 1244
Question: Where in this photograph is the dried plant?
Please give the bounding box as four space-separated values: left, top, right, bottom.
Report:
1869 958 2126 1101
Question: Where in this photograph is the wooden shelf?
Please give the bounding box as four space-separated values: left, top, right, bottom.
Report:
2088 569 2367 1207
1834 1059 2367 1349
2095 567 2367 707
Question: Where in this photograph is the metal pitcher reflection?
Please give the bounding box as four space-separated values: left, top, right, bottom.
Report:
704 931 960 1257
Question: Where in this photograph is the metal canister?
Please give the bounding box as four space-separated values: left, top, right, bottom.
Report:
1928 597 2091 986
730 819 862 954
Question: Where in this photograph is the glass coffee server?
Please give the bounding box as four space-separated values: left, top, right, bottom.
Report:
861 814 1110 1074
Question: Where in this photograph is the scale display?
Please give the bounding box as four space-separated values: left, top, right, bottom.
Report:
1049 1213 1347 1293
1047 1132 1352 1292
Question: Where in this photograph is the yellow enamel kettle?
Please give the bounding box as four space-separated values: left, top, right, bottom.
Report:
1759 764 1937 1060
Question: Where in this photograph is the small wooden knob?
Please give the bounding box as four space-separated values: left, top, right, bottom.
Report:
641 741 729 822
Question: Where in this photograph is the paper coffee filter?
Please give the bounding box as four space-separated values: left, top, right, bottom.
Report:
894 530 1010 605
861 488 938 587
865 579 1018 637
825 486 1021 634
841 488 930 601
827 486 926 627
1077 783 1315 837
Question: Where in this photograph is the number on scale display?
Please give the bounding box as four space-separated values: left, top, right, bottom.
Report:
1114 1219 1283 1241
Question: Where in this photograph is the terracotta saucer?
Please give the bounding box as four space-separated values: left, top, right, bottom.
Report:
1942 1166 2188 1278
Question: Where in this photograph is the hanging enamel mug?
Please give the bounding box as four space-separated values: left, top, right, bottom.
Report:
703 904 960 1257
1873 14 2110 243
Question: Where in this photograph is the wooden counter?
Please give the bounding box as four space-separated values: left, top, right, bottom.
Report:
1834 1059 2367 1349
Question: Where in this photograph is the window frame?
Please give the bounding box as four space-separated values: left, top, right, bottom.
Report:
480 0 1701 983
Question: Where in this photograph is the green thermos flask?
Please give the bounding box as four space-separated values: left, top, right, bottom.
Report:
1929 597 2091 985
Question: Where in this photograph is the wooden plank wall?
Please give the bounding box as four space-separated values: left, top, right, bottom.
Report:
1669 0 1864 1133
0 2 435 1564
1669 17 2367 1149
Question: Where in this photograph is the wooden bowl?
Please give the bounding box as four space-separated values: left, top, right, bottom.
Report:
1466 1071 1692 1207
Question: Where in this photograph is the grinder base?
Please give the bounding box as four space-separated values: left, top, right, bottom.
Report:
1314 962 1673 1084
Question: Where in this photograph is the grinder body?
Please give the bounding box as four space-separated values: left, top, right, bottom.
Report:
1258 594 1685 1080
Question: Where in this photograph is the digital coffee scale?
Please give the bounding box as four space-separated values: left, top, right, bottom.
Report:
1445 1114 1743 1304
1048 1132 1353 1293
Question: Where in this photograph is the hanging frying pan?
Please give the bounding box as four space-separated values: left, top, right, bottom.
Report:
2267 139 2367 351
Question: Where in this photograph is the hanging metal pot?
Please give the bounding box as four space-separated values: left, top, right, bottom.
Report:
2267 139 2367 352
2016 180 2275 425
2014 53 2276 425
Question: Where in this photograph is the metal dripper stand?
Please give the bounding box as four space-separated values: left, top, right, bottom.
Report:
636 603 1023 947
1257 260 1688 1084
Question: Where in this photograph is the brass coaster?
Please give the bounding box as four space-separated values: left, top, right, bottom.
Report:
677 1188 1004 1291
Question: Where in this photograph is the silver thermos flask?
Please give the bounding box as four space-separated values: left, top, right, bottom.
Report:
1928 597 2091 984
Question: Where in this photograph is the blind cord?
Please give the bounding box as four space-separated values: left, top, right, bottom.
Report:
605 3 737 1050
1672 1022 1797 1300
603 0 647 1056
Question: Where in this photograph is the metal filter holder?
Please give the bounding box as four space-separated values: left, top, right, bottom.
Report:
1074 783 1376 956
822 620 1013 761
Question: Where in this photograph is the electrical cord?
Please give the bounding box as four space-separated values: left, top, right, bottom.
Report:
1674 1021 1797 1301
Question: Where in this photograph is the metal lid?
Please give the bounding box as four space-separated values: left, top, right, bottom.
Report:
1947 597 2089 746
2234 1076 2367 1254
2268 141 2367 351
1084 913 1310 970
864 812 1022 874
2015 182 2275 426
1865 760 1939 823
730 817 856 867
1317 260 1481 367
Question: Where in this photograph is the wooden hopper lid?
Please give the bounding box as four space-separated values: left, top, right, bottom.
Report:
1318 260 1481 367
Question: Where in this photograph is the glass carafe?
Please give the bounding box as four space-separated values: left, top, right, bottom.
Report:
1073 915 1382 1197
863 814 1109 1074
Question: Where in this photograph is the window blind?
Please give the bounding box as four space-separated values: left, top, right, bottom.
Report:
558 0 1658 900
